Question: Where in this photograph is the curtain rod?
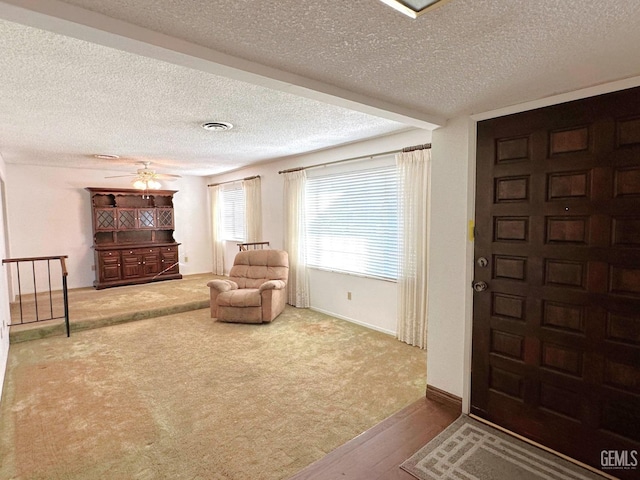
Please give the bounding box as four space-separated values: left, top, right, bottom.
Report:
278 143 431 174
207 175 260 188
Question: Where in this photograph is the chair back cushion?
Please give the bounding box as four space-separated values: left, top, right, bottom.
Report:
229 250 289 289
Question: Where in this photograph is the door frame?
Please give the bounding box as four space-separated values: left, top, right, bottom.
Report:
460 76 640 415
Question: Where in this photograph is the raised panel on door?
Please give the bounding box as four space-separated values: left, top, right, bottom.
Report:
139 248 160 276
98 251 121 282
121 250 142 279
472 86 640 478
160 246 179 274
100 260 120 282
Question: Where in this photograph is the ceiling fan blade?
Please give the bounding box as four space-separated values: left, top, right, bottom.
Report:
104 162 181 181
155 173 182 179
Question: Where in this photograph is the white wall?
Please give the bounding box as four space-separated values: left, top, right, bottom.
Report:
171 175 212 274
208 128 431 334
0 153 12 403
5 164 212 291
428 117 475 400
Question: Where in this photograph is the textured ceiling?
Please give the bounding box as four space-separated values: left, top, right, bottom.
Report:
1 0 640 176
0 19 407 175
56 0 640 117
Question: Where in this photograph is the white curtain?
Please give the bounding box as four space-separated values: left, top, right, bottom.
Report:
210 185 225 275
244 177 262 243
283 170 310 307
396 148 431 349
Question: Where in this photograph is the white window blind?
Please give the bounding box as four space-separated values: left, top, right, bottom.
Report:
306 166 399 280
221 185 246 242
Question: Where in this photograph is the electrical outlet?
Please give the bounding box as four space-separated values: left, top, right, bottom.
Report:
347 291 352 300
184 256 189 262
91 265 96 271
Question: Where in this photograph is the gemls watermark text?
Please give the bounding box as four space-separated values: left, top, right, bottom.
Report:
601 450 638 470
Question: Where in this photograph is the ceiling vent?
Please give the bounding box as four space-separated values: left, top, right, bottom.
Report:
201 122 234 131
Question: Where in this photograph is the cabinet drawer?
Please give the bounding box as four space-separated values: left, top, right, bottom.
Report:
133 247 160 255
160 246 178 260
99 250 120 259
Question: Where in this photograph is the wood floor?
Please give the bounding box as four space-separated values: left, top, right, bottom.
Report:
289 396 460 480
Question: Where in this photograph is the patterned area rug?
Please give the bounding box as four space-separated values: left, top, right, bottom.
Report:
401 416 606 480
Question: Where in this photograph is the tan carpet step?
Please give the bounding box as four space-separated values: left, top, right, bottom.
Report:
9 299 210 343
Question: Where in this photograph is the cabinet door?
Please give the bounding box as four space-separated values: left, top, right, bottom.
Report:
137 209 156 229
140 248 161 276
98 251 121 282
156 208 174 228
160 246 179 274
121 249 142 278
117 209 137 230
94 208 117 231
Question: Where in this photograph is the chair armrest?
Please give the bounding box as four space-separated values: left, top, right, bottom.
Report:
259 280 287 292
207 279 238 292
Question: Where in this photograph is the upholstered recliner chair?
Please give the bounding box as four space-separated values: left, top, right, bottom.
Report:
207 250 289 323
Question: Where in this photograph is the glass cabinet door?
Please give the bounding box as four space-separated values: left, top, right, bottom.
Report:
95 208 117 231
137 209 156 229
117 208 137 230
156 208 174 228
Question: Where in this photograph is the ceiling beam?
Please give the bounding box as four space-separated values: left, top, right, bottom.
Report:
0 0 446 130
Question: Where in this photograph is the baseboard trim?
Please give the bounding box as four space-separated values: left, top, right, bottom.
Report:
309 307 396 336
426 384 462 411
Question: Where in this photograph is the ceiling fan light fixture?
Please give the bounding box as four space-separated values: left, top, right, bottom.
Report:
378 0 452 18
133 179 161 190
201 121 233 131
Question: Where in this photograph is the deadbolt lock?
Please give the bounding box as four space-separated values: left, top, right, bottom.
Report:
477 257 488 268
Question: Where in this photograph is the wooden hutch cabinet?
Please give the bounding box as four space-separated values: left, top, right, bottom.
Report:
87 187 182 289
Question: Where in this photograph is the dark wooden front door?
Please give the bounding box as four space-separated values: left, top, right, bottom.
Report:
472 87 640 478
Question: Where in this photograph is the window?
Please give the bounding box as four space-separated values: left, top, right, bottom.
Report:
306 166 398 280
221 185 246 241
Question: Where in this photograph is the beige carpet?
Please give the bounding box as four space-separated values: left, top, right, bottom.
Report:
9 273 216 342
1 305 427 480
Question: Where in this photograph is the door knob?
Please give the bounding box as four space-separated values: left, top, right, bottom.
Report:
472 281 488 292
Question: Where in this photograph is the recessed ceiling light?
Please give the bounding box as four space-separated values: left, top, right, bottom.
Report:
94 154 120 160
379 0 452 18
201 122 234 131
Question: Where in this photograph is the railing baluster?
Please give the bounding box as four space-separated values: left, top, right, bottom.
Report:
47 259 54 318
62 262 70 337
16 262 23 325
2 255 70 336
32 260 39 322
236 241 270 251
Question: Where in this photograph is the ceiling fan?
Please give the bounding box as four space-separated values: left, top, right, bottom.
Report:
105 161 181 190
